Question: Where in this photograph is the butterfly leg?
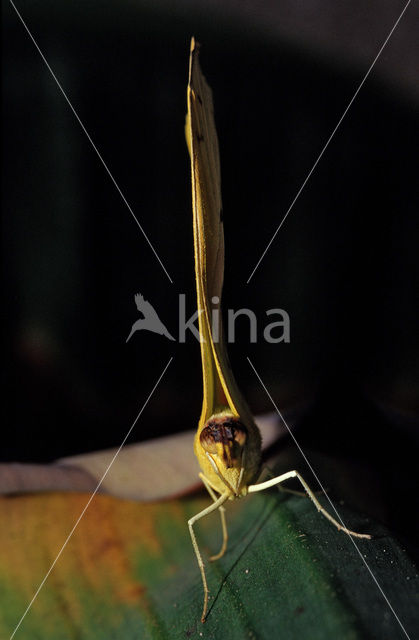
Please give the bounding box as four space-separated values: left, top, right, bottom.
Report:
263 466 325 498
248 470 370 539
199 472 228 561
188 491 229 622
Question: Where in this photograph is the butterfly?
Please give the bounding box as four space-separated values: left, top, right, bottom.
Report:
185 37 370 623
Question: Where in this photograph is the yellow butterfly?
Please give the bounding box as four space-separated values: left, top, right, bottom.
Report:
185 37 370 623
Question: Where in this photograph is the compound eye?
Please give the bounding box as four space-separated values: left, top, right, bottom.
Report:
199 427 218 454
232 423 247 447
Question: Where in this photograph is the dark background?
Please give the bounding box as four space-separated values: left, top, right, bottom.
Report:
2 2 418 552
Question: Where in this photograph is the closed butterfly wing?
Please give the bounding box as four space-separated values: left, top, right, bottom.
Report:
185 38 261 495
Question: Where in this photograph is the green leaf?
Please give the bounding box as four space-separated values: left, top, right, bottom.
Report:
0 486 417 639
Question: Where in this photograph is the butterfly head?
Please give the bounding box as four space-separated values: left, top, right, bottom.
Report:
200 416 247 469
197 414 252 496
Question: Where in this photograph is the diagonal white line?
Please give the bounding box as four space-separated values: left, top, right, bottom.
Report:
247 356 412 640
247 0 412 284
8 0 173 284
9 357 173 640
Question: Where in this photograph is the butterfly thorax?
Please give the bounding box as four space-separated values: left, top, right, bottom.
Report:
194 412 262 498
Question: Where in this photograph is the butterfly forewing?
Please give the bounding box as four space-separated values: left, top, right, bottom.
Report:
186 39 261 490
